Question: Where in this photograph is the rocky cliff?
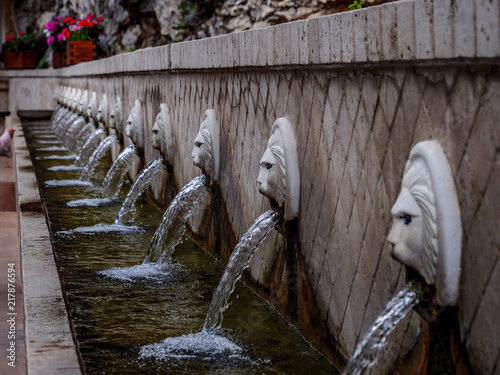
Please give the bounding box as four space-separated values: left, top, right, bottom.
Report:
10 0 381 57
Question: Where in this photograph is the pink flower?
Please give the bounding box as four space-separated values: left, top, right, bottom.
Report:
46 21 57 32
86 13 95 20
57 33 66 42
47 35 55 45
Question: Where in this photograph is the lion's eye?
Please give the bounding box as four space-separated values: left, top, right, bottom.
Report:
195 141 203 148
265 163 272 170
399 214 412 225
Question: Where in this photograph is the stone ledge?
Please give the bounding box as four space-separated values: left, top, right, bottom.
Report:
0 0 498 79
10 116 83 374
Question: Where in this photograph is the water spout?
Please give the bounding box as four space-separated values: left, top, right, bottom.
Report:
144 175 209 263
116 158 165 223
80 134 117 181
75 128 105 167
97 145 138 198
343 282 423 375
203 210 280 331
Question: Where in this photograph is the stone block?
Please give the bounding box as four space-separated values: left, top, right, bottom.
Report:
353 9 368 62
475 0 500 57
434 0 453 58
340 11 354 62
414 0 434 59
397 0 415 60
367 5 381 62
298 20 309 65
454 0 475 57
380 2 398 61
257 29 268 66
318 16 331 64
308 17 320 65
273 24 284 66
289 21 300 65
281 23 292 66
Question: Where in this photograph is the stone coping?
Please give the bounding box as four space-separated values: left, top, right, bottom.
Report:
10 115 83 374
0 0 498 79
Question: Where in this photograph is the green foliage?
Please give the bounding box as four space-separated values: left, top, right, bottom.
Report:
348 0 365 10
175 0 225 38
36 57 48 69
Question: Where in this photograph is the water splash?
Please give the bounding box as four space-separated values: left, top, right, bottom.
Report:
75 128 105 167
144 175 208 263
80 134 117 181
203 210 280 331
97 145 138 198
139 331 248 362
35 135 58 139
70 122 95 152
57 223 145 236
98 263 171 282
67 198 114 207
36 140 61 144
116 158 165 222
46 179 93 187
343 282 422 375
63 117 86 146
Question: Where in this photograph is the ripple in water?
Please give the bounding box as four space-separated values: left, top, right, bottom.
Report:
47 165 83 172
46 179 93 187
36 155 76 160
36 146 68 151
57 223 145 235
67 198 114 207
139 331 251 363
98 263 171 282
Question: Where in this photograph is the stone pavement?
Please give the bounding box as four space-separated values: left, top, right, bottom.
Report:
0 138 26 374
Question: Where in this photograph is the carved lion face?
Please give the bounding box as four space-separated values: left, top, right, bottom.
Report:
152 110 165 155
257 133 286 207
191 119 211 173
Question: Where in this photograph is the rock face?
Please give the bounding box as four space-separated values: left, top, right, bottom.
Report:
10 0 373 56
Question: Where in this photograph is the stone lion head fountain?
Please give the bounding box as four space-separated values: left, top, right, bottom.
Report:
97 94 109 128
87 92 98 122
79 90 88 116
109 96 123 139
125 99 144 151
191 109 220 183
152 103 174 164
388 140 462 307
257 117 300 222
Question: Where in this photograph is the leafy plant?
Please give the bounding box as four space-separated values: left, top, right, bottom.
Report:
0 29 46 61
175 0 225 38
348 0 365 10
44 14 104 53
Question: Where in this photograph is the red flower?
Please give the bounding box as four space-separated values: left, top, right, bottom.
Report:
88 22 94 28
78 19 88 27
65 31 71 38
70 20 76 25
62 28 68 34
64 16 72 23
19 30 24 35
96 17 104 22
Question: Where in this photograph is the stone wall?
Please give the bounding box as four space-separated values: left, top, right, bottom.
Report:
1 1 499 373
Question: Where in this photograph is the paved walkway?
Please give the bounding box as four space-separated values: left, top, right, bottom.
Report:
0 143 26 374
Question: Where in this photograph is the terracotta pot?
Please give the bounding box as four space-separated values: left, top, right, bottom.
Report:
65 40 96 66
3 51 23 69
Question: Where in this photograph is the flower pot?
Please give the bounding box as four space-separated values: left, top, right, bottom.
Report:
22 50 41 68
65 40 96 66
2 50 41 69
3 51 23 69
53 51 63 68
